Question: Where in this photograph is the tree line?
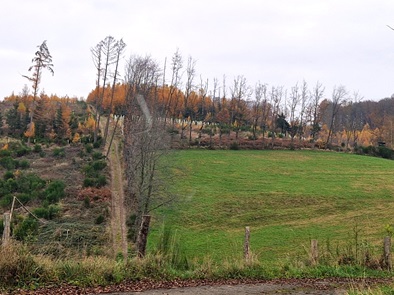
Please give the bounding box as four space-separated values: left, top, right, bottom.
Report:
86 52 394 150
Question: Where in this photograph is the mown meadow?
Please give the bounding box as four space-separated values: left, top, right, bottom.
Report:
149 150 394 265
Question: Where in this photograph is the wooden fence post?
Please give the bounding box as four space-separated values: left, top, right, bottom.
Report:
310 239 318 266
2 213 11 247
384 236 391 270
244 226 250 262
136 215 151 258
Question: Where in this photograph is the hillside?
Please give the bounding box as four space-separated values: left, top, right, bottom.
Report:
0 100 113 258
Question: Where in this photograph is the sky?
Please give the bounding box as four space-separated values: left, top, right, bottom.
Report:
1 0 394 102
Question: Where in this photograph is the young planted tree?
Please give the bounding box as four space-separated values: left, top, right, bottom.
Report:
22 40 54 143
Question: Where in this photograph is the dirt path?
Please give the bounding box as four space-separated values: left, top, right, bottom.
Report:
108 282 346 294
102 116 128 259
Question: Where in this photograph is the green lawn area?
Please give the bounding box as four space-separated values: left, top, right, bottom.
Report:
148 150 394 264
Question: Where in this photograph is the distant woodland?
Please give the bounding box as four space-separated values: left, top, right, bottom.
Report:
2 38 394 151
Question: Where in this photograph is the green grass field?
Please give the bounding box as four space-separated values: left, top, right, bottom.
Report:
148 150 394 265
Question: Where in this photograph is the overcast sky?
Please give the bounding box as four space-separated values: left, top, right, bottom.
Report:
1 0 394 102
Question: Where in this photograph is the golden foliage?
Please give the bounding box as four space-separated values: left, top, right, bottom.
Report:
72 132 81 143
17 102 27 114
24 122 35 138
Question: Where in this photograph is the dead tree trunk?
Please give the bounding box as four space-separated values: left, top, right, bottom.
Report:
2 213 11 247
136 215 151 258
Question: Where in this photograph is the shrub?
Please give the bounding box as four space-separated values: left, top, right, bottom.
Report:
0 149 11 157
17 193 31 204
92 152 104 160
13 217 39 242
0 156 16 170
5 179 18 193
96 175 107 188
83 178 95 188
93 141 101 149
17 173 46 194
19 159 30 169
15 146 30 157
0 194 13 208
53 147 65 158
33 144 42 153
95 214 105 224
377 146 393 159
92 160 107 171
85 143 93 153
3 171 14 180
33 205 60 220
44 180 65 203
229 142 239 150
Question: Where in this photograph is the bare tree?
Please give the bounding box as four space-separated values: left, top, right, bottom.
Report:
298 80 308 142
103 38 127 146
229 75 250 140
288 82 301 143
251 82 267 140
342 91 363 149
91 36 118 143
181 56 196 141
165 49 183 126
23 40 54 143
268 86 285 147
123 55 172 256
309 81 325 142
196 76 209 145
326 85 348 147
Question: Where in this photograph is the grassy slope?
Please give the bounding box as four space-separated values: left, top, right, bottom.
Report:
149 150 394 264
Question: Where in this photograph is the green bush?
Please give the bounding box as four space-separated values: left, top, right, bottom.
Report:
44 180 65 203
15 146 31 157
95 214 105 224
96 175 107 188
377 146 393 159
33 205 60 220
0 194 13 208
92 160 107 171
93 141 101 149
33 144 42 153
17 193 31 204
5 179 18 193
229 142 239 150
0 149 11 157
83 178 95 188
17 173 46 194
0 156 16 170
3 171 14 180
85 143 93 153
19 159 30 169
53 147 65 158
92 152 104 160
13 217 39 242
